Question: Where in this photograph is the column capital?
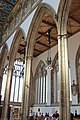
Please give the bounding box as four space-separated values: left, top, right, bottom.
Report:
25 56 33 60
57 34 68 39
8 67 13 70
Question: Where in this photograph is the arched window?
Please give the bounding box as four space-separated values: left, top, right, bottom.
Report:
1 59 24 102
35 61 47 104
51 53 72 103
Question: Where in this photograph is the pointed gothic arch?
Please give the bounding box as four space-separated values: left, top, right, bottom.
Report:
34 60 47 104
26 3 57 57
35 60 46 76
9 27 25 67
51 52 72 103
0 43 8 96
0 43 8 77
1 27 26 120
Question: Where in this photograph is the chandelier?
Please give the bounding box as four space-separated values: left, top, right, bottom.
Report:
45 29 53 70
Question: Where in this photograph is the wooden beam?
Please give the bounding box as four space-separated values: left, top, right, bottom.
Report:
0 21 3 25
69 16 80 25
3 0 15 6
42 20 57 28
67 31 72 36
18 48 25 54
0 19 4 22
69 7 80 17
19 44 25 47
38 31 57 42
0 8 8 15
36 41 49 48
72 29 80 36
34 48 42 53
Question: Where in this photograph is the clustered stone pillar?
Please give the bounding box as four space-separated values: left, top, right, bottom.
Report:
1 67 13 120
58 34 70 120
21 56 32 120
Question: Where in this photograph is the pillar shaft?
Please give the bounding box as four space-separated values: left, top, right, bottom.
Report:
21 56 32 120
58 35 70 120
47 70 51 105
0 76 2 95
1 67 13 120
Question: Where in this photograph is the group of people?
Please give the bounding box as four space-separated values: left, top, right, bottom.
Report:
29 111 59 120
29 111 76 120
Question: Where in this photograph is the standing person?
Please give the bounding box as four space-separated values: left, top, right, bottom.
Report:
35 113 38 120
71 113 74 120
52 110 59 119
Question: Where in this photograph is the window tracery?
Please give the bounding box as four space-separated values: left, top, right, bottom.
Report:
1 59 24 102
35 61 47 104
51 53 72 103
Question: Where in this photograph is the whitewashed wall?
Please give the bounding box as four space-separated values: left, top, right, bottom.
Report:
32 31 80 114
68 32 80 83
33 32 80 79
31 105 80 116
32 45 58 76
31 106 59 116
32 31 80 89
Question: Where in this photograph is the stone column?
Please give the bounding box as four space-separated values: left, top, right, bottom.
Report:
0 76 2 105
47 70 51 105
0 76 2 95
1 67 13 120
58 34 70 120
21 56 32 120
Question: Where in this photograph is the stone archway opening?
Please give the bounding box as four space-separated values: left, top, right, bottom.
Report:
1 28 26 120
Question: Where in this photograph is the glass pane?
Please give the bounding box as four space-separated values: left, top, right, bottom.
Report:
1 74 7 101
46 74 48 103
54 70 57 102
14 76 19 102
10 75 15 101
43 76 46 103
38 77 40 103
18 77 23 102
40 77 42 103
69 67 72 101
